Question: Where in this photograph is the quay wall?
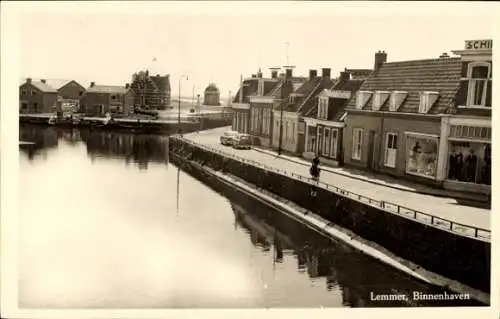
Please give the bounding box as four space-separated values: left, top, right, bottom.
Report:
169 137 491 294
19 114 232 134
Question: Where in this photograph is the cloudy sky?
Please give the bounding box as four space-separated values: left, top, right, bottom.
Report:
11 2 497 99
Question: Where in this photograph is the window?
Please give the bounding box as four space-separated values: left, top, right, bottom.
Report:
372 91 389 111
330 129 338 158
31 91 37 96
468 63 490 107
356 91 371 110
318 98 328 119
323 128 330 156
389 91 408 111
291 122 295 142
21 91 27 96
289 95 295 104
21 103 28 110
418 92 438 113
352 128 363 160
384 133 398 168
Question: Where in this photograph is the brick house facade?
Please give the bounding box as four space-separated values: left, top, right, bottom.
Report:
19 78 59 114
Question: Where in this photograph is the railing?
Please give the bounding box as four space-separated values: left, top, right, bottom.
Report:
170 136 491 242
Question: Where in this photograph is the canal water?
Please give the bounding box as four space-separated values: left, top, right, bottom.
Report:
18 124 481 308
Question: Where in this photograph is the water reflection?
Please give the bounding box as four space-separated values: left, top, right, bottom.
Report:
20 124 169 169
19 125 483 308
227 189 482 307
19 124 59 160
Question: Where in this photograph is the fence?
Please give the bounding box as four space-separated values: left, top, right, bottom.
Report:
171 136 491 242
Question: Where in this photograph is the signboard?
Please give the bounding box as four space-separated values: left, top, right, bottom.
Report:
465 39 492 50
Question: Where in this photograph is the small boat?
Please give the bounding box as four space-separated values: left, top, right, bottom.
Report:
19 141 35 146
48 116 57 125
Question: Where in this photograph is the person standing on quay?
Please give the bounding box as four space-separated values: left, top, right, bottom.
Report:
310 156 321 197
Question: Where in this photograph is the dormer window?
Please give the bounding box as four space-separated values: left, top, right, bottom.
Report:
356 91 372 109
318 97 328 119
372 91 390 111
389 91 408 111
418 91 439 113
467 62 490 107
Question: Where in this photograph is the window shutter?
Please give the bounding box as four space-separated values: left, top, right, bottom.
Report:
455 80 469 106
486 80 492 107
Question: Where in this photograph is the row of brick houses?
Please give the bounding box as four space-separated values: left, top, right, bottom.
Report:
19 70 172 116
231 39 492 195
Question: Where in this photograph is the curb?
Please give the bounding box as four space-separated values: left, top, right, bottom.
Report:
251 147 490 205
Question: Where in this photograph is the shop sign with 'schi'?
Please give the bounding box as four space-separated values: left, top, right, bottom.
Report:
464 39 492 50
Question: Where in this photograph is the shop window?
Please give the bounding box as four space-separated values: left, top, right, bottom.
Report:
323 128 330 156
447 141 490 185
384 133 398 168
316 127 323 154
352 128 363 160
330 129 338 158
467 63 490 107
405 134 438 179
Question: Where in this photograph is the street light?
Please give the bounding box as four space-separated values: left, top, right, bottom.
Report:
178 74 189 136
277 65 294 156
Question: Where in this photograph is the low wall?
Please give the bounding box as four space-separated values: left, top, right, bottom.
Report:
169 137 491 294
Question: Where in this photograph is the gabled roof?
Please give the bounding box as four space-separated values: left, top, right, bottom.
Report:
290 77 336 115
305 78 365 120
149 75 170 93
86 85 128 94
19 80 59 93
233 78 279 103
345 57 462 114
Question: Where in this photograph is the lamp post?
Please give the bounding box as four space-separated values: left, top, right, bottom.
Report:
277 65 293 155
278 79 284 155
178 74 188 136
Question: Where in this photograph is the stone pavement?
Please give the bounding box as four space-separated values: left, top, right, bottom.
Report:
184 126 490 232
252 147 490 204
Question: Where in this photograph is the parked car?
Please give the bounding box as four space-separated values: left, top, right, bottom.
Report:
220 130 239 146
232 133 252 149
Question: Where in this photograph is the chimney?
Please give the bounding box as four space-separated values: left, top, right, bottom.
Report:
145 70 149 77
322 68 331 80
90 82 95 88
340 71 350 81
309 69 317 80
439 52 450 58
374 50 388 70
26 78 32 84
270 68 279 79
257 69 263 78
40 79 46 84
